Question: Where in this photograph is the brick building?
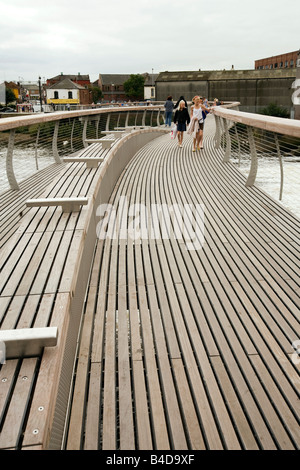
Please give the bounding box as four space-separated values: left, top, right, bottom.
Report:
98 74 131 102
255 50 298 70
46 73 90 87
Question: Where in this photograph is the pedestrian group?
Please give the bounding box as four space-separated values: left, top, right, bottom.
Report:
164 94 221 150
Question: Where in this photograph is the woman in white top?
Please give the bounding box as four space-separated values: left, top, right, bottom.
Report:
190 96 210 151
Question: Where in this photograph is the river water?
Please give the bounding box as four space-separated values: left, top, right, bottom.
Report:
0 146 299 219
232 154 300 219
0 145 54 194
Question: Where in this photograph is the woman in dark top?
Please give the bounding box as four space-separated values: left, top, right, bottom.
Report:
173 95 188 109
174 100 190 148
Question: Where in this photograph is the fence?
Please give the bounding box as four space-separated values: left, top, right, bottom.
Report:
0 105 165 192
213 104 300 201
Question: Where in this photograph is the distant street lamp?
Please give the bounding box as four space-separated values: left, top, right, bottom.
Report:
38 76 44 112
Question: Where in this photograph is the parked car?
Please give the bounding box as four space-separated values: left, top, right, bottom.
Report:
0 107 16 113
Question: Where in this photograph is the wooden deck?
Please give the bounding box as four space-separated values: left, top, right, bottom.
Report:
0 117 299 450
65 116 300 450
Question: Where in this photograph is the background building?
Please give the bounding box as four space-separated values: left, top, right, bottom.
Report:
46 73 90 87
98 74 131 102
156 68 297 114
255 51 298 70
46 78 92 106
144 72 158 101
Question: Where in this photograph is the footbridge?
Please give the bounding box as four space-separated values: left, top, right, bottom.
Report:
0 103 299 450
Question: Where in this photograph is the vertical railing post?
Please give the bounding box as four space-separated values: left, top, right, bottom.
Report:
125 111 129 127
157 109 161 126
71 118 75 152
52 121 62 163
150 110 153 127
222 118 231 162
234 123 241 166
274 133 284 201
214 115 222 149
142 109 146 126
82 117 88 148
95 115 100 139
116 113 121 129
6 129 19 190
245 126 258 187
106 113 111 131
34 125 40 170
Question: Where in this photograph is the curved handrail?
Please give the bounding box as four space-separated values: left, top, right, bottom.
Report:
0 105 164 132
212 105 300 138
212 102 300 201
0 105 165 191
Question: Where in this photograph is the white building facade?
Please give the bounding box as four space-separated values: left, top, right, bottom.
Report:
46 78 84 105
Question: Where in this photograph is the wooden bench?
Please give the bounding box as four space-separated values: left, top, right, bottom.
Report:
85 137 116 149
0 162 66 250
0 327 58 359
63 157 104 168
26 197 89 213
102 130 127 137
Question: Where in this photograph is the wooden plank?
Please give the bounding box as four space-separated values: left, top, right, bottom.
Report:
210 356 259 450
1 296 26 330
14 295 40 329
101 242 118 450
135 261 170 450
44 230 73 294
21 293 70 448
0 358 38 450
16 231 53 296
0 232 33 293
83 362 102 450
171 358 206 450
126 241 153 449
117 241 135 450
1 232 43 297
249 354 300 449
0 359 19 426
66 244 102 450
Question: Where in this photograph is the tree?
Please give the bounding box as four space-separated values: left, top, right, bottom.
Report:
6 88 16 105
260 102 290 118
88 85 103 103
123 74 145 101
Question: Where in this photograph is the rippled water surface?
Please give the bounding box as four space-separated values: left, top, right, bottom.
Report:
233 154 300 219
0 146 54 193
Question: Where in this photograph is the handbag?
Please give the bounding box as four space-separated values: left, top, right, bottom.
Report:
171 124 177 139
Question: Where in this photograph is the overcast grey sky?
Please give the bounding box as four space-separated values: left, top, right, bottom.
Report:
0 0 299 83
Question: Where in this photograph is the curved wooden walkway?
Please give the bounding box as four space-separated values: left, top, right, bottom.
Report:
65 116 300 450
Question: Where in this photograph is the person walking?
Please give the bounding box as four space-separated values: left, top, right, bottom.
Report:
188 96 210 151
164 96 174 127
173 95 188 110
174 100 190 148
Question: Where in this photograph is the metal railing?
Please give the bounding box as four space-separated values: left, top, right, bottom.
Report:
213 104 300 200
0 105 165 192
